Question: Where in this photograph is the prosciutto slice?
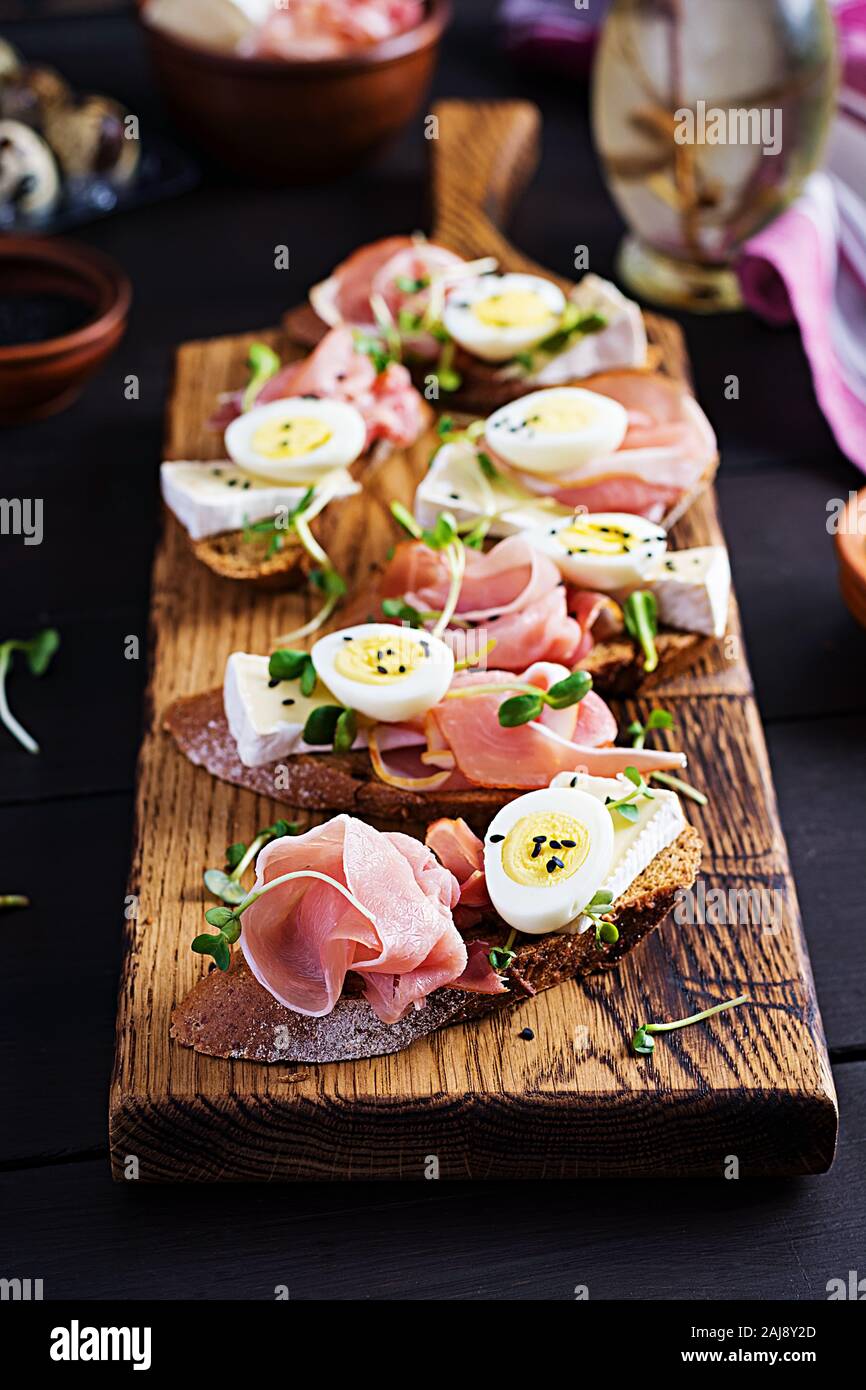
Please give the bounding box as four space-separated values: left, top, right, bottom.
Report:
310 235 464 348
240 816 467 1024
380 536 595 671
426 664 685 788
214 326 427 448
487 372 717 521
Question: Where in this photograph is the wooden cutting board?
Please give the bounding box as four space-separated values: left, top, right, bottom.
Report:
109 102 837 1180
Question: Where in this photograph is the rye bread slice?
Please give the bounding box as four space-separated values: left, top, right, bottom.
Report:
190 530 311 589
170 824 702 1062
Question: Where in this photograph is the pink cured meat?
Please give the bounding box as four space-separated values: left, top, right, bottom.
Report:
240 817 467 1025
380 536 595 670
253 3 425 61
255 325 426 448
486 372 717 520
310 235 463 342
426 663 685 788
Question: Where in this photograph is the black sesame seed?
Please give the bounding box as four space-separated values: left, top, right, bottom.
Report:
268 677 280 688
343 634 352 641
560 839 576 848
549 840 562 850
228 479 237 487
570 776 579 787
377 665 387 675
546 857 564 873
399 665 406 673
531 843 542 859
282 698 295 706
532 834 547 843
488 833 505 843
518 1027 535 1041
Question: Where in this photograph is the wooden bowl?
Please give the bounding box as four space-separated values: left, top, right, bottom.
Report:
836 487 866 631
0 237 131 425
137 1 451 184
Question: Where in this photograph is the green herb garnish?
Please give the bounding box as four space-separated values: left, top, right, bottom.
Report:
623 591 659 673
381 597 424 627
302 703 345 746
496 669 593 728
628 708 674 749
604 765 654 823
242 342 281 411
0 628 60 754
204 818 298 906
631 994 749 1056
580 889 618 945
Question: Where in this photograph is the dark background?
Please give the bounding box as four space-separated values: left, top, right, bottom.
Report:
1 1 865 1299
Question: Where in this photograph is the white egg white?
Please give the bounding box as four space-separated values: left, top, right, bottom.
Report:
311 623 455 724
442 273 566 363
483 787 614 936
224 396 367 484
524 512 668 591
484 387 629 477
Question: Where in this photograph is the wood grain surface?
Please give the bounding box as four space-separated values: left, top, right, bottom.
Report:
109 102 837 1181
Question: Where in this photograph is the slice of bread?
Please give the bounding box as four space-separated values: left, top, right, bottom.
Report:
164 673 691 824
190 529 311 589
170 823 702 1062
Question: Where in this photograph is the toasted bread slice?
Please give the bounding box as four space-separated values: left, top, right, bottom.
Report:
164 672 693 824
170 823 702 1062
190 530 311 589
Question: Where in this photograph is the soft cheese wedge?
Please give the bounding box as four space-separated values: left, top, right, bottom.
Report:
646 546 731 639
160 460 359 541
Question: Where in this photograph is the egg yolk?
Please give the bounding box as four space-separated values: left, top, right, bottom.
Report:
334 634 427 685
501 812 590 887
473 291 556 329
251 416 332 461
557 519 639 555
521 400 598 435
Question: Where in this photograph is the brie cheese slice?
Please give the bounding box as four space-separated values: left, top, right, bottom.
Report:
646 545 731 638
549 770 686 932
161 461 358 541
414 441 574 538
224 653 425 768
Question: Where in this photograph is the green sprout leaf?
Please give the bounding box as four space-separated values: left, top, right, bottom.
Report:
310 567 347 598
477 452 499 481
203 869 247 905
204 906 237 929
333 707 357 755
421 510 458 551
242 342 281 411
302 704 344 746
546 670 592 709
381 597 423 627
224 841 247 871
631 994 749 1057
191 933 231 972
0 627 60 754
629 708 675 749
623 591 659 673
268 649 310 681
390 500 423 540
299 660 318 698
498 691 544 727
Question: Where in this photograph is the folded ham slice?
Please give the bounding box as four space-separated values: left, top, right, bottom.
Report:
426 664 685 788
491 372 717 521
214 325 427 449
380 536 599 671
240 816 468 1025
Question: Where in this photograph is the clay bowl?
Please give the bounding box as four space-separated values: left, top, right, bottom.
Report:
836 487 866 631
137 0 451 184
0 237 131 426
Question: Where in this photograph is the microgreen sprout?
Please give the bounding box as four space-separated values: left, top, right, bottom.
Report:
631 994 749 1056
0 628 60 754
302 702 357 751
623 590 659 673
580 889 618 945
381 597 425 627
389 502 465 638
649 769 709 806
604 765 654 823
488 926 518 974
242 342 280 411
496 669 593 727
204 818 298 905
628 708 674 749
0 895 29 910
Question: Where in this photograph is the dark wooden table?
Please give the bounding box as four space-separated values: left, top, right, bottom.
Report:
2 2 865 1300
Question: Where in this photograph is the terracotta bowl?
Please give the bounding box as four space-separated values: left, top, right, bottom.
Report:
0 238 131 426
835 487 866 631
137 1 451 184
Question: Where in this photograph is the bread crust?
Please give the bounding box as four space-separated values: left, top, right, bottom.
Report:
170 825 702 1063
